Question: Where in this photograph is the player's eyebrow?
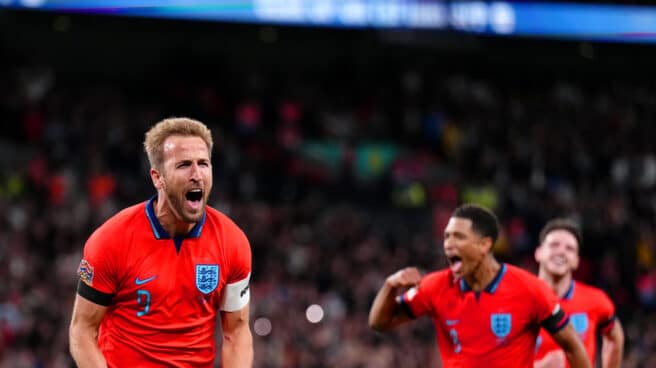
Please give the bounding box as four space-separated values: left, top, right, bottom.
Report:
176 158 209 165
444 230 467 239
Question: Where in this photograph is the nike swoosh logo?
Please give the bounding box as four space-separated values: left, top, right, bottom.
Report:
135 275 157 285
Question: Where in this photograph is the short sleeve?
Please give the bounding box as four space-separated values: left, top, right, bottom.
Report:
219 222 252 312
595 289 617 335
531 277 568 334
399 272 440 319
76 224 121 306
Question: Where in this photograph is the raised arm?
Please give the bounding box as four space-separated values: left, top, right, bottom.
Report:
601 319 624 368
69 294 109 368
550 323 591 368
220 303 253 368
368 267 422 331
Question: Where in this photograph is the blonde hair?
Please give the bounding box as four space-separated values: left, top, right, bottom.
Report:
143 117 214 169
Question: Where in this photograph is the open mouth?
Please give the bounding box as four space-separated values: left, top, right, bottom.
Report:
447 255 462 264
185 189 203 209
447 255 463 275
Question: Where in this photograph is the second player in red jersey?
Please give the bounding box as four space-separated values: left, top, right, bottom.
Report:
369 204 591 368
534 218 624 368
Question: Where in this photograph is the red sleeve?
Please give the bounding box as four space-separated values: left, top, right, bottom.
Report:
529 275 568 334
217 216 252 312
399 271 441 319
223 218 252 284
595 289 616 335
77 221 122 297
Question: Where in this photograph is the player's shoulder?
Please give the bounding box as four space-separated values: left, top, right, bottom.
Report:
85 202 146 251
574 280 613 302
574 280 606 294
421 268 455 290
205 205 235 223
204 206 249 242
504 263 538 279
503 263 548 291
90 202 145 238
205 206 242 230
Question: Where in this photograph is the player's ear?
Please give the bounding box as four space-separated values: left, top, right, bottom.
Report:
534 245 542 263
150 167 164 189
480 236 494 253
571 253 580 271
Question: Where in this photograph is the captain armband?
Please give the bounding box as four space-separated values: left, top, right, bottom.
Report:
220 272 251 312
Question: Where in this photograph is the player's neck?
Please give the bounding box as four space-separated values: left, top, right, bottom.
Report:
539 269 572 298
465 256 500 292
153 197 195 236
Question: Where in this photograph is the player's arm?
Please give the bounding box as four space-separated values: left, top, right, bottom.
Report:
69 293 109 368
601 319 624 368
220 272 253 368
534 350 566 368
368 267 422 331
550 324 591 368
221 304 253 368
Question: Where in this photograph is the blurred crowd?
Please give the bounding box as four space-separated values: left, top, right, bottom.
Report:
0 61 655 368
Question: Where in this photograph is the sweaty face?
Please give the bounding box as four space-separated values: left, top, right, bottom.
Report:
158 135 212 223
535 229 580 277
443 217 489 279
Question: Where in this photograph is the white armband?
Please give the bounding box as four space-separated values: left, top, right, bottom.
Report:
220 272 250 312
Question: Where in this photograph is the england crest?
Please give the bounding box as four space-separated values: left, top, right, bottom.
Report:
490 313 512 338
196 264 219 294
570 313 589 334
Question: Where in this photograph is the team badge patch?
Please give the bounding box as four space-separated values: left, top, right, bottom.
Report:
570 313 589 334
491 313 512 338
78 260 94 286
196 264 219 294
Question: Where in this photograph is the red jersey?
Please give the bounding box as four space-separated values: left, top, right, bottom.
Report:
76 197 252 367
535 280 616 367
400 263 568 368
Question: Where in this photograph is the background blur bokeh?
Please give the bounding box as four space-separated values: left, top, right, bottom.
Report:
1 4 656 367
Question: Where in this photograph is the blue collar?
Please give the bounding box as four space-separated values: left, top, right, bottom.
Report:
459 263 507 294
562 280 575 300
145 195 206 240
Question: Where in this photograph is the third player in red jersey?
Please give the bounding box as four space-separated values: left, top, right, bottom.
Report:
534 218 624 368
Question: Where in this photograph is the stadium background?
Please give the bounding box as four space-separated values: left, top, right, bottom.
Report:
1 2 656 367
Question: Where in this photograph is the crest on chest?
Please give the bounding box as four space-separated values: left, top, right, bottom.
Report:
196 264 219 294
490 313 512 338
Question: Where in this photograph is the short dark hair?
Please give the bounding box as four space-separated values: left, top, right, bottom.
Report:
451 204 500 244
538 218 582 250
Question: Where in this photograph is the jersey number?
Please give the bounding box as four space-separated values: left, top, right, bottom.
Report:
136 290 151 317
449 328 462 353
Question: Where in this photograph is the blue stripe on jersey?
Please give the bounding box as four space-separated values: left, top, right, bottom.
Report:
485 263 507 294
459 263 507 294
145 196 165 239
145 195 207 240
187 212 206 238
563 280 575 300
